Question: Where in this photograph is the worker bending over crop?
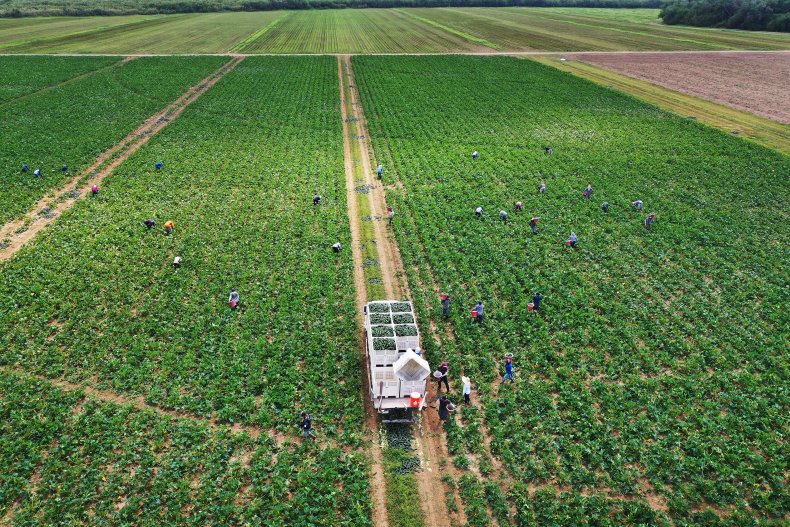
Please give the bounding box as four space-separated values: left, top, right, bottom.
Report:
583 184 593 199
472 151 479 160
441 293 451 318
514 201 523 212
475 207 483 218
500 357 515 384
545 146 553 155
228 289 240 309
567 232 578 249
529 217 539 234
532 292 542 311
499 210 508 221
172 256 182 269
631 200 643 211
436 362 450 393
313 195 321 205
645 213 656 229
144 219 155 229
387 207 394 225
300 412 316 439
163 220 174 235
332 242 342 253
602 202 609 213
473 301 484 324
91 185 99 196
377 164 383 180
155 162 164 171
539 181 546 194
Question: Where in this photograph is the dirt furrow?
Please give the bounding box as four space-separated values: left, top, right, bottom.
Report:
1 364 283 446
338 55 390 527
0 56 243 261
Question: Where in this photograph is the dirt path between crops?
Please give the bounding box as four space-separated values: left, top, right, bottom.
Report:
0 365 285 448
338 55 390 527
0 56 243 262
341 54 461 527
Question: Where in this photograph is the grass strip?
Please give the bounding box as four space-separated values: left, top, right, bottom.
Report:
395 9 502 51
230 11 291 53
531 55 789 155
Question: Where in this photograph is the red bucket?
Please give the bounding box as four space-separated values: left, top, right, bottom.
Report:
229 300 238 308
528 303 535 311
440 293 448 301
410 392 421 408
470 309 478 318
565 240 572 246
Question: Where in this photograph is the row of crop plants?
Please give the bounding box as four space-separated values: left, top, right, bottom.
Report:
0 370 370 526
354 55 789 526
0 56 227 226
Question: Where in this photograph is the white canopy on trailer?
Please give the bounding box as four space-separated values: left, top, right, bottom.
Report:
393 350 430 382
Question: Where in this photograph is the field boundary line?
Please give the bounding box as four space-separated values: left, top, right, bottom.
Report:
229 11 291 53
0 56 242 261
338 54 390 527
0 56 135 109
530 55 789 154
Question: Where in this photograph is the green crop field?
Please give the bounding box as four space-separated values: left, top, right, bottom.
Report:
355 55 788 525
0 55 372 526
0 8 788 53
0 7 787 525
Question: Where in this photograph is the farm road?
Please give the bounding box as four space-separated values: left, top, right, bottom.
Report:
0 56 243 261
340 54 468 527
338 55 390 527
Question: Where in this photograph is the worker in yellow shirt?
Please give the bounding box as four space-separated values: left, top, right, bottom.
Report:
164 220 174 235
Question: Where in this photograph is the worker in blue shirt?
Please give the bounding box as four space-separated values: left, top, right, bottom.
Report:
500 357 514 384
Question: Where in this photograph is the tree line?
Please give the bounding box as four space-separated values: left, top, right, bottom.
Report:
0 0 659 18
660 0 790 31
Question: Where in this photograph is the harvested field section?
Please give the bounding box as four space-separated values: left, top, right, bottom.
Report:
0 15 153 51
241 8 487 53
572 51 790 124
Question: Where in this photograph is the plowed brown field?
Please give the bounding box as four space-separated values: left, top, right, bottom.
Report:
570 51 790 124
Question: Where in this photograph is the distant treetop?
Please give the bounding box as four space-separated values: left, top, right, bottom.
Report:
660 0 790 32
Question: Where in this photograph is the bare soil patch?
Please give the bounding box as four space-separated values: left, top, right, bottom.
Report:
570 51 790 124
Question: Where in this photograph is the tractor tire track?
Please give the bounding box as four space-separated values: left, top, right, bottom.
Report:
0 56 243 262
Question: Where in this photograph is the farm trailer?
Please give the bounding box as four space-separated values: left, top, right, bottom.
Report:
363 300 431 422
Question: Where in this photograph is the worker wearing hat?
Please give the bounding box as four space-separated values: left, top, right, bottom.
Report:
461 376 472 404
